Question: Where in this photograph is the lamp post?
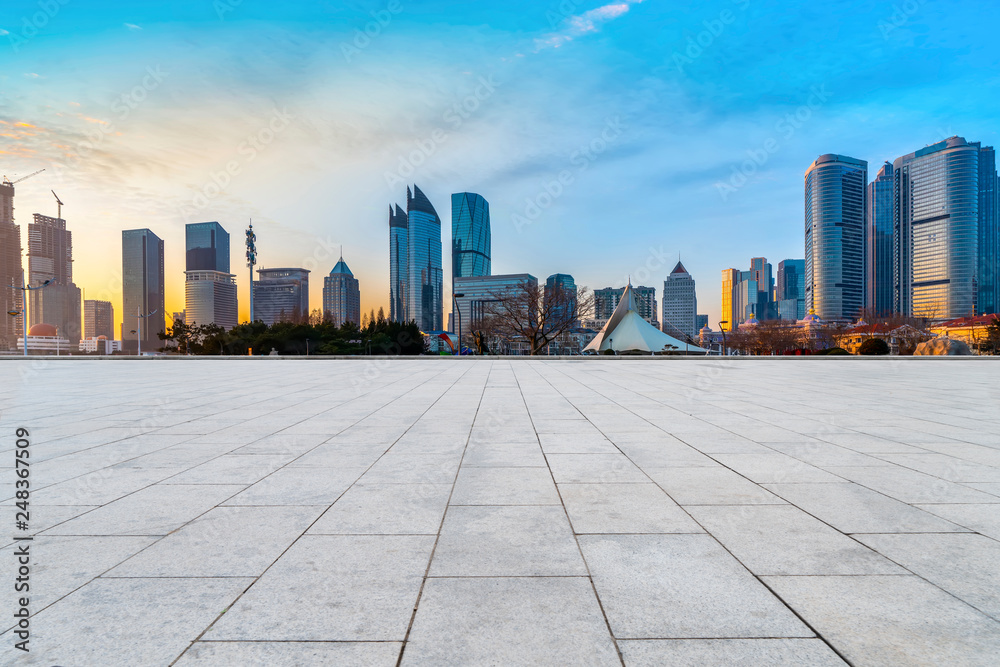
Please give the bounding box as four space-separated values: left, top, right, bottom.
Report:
12 272 53 357
246 221 257 323
719 321 729 356
137 307 159 356
454 293 465 355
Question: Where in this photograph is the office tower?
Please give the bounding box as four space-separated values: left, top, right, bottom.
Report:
452 193 491 279
84 300 115 340
405 185 443 331
892 137 994 318
805 154 867 320
389 204 407 322
122 229 165 353
749 257 775 319
865 162 895 316
184 222 237 329
0 181 23 348
253 268 310 325
323 255 361 327
978 145 998 314
696 314 708 331
27 213 82 344
776 259 806 321
594 286 658 328
662 261 697 340
453 274 537 330
720 268 740 331
544 273 578 328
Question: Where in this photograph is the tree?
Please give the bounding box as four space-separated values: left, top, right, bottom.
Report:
858 338 890 355
479 281 594 355
984 316 1000 355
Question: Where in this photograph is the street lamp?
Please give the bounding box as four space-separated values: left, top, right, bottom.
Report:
454 293 465 355
11 272 53 357
719 321 729 356
137 307 159 356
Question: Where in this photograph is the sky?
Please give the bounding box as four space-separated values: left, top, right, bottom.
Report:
2 0 999 335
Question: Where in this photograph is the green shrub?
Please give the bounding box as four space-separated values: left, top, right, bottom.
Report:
858 338 890 356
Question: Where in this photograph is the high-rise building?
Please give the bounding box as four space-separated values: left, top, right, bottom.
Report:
184 222 237 329
323 256 360 327
696 314 709 331
0 181 23 348
805 154 867 321
544 273 578 327
749 257 775 319
776 259 806 321
27 213 82 344
453 273 537 331
254 268 310 325
865 162 895 316
389 204 408 322
405 186 443 331
720 268 740 331
122 229 165 353
892 137 995 318
594 286 658 328
84 300 115 340
721 258 778 327
452 193 491 279
662 261 697 341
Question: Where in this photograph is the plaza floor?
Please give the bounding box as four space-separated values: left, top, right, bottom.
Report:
2 357 1000 666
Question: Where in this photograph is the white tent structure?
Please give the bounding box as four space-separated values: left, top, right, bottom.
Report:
584 284 708 354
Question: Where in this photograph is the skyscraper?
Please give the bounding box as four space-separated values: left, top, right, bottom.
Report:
253 268 310 325
545 273 577 327
122 228 165 353
978 145 998 315
662 261 697 341
84 300 115 340
720 268 739 331
28 213 82 344
184 222 237 329
324 255 361 327
805 154 867 321
722 259 778 327
776 259 806 321
405 185 443 331
389 204 407 322
866 162 895 316
892 137 989 319
0 181 23 348
749 257 775 319
452 192 491 279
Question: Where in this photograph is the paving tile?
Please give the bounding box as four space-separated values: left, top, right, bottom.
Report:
450 467 560 505
308 483 451 534
579 534 812 639
461 441 547 467
619 638 847 666
559 483 703 534
646 467 785 505
0 577 252 665
31 467 181 506
224 466 365 505
164 454 292 485
402 577 619 666
875 453 1000 483
359 454 462 484
764 575 1000 667
712 453 843 483
288 443 391 468
537 432 619 454
207 535 434 641
855 532 1000 619
546 453 648 483
824 466 999 504
763 483 970 533
763 441 890 467
176 641 402 666
105 506 323 577
430 506 586 577
687 505 903 575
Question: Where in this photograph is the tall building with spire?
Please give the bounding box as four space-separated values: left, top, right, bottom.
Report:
662 261 697 341
27 213 82 344
324 254 360 327
0 180 23 348
389 185 442 330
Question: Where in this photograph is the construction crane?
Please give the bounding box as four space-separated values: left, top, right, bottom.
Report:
51 190 64 219
2 169 45 186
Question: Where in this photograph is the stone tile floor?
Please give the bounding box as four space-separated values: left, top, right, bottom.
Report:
1 357 999 665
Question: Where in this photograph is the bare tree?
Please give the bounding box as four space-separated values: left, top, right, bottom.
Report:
478 281 594 356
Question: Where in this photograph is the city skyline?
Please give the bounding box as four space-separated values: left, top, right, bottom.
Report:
2 1 999 336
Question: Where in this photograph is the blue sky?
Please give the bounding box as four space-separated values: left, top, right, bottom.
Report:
2 0 998 330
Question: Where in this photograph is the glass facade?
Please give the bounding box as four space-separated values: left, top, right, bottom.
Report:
185 221 230 272
866 162 895 316
253 268 310 325
776 259 805 320
720 268 739 331
893 138 979 318
122 229 166 351
545 273 577 328
389 204 407 322
405 185 443 331
805 154 867 321
324 257 361 327
979 146 998 314
452 192 491 279
454 273 537 330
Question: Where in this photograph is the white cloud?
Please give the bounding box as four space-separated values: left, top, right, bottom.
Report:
124 23 142 31
0 28 10 36
24 73 41 79
535 0 643 50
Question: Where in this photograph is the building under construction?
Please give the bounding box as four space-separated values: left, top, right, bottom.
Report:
0 180 24 349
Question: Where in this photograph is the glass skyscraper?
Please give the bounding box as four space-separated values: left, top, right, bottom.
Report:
545 273 578 328
892 137 983 319
866 162 895 316
184 222 237 329
805 154 867 321
122 229 165 353
185 221 230 272
452 192 491 279
405 185 443 331
776 259 805 321
324 256 361 327
978 145 998 315
389 204 407 322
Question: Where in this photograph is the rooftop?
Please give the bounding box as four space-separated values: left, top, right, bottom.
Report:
2 358 999 664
